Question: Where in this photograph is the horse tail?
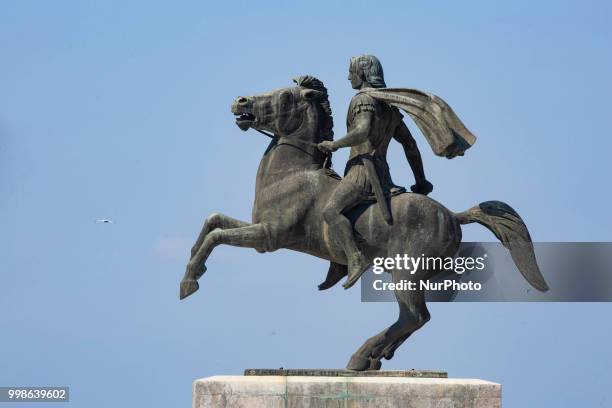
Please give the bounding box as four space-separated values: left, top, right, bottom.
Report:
454 201 549 292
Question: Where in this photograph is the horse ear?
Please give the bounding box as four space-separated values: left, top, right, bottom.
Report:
300 88 324 100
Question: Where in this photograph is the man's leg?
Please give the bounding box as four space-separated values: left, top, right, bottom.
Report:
323 181 369 289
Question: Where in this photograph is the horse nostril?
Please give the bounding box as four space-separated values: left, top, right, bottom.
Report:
237 97 248 104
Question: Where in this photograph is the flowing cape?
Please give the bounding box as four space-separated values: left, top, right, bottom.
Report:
359 88 477 158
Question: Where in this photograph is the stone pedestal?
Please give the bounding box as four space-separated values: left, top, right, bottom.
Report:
193 374 501 408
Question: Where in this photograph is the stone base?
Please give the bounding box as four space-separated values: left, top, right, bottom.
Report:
244 368 448 378
193 375 501 408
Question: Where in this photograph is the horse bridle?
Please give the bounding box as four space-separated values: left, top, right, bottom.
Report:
252 128 331 168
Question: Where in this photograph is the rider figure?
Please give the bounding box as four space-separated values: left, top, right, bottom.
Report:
317 54 434 289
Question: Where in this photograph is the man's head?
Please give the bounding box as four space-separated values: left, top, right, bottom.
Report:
348 54 386 89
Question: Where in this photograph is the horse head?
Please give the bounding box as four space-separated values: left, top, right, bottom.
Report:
231 75 334 146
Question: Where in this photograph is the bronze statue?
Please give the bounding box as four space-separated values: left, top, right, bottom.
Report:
317 55 434 289
181 63 548 371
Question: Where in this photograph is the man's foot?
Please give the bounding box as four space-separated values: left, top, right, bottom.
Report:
410 179 433 195
342 253 370 289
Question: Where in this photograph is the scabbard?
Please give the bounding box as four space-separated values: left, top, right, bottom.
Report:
362 156 393 225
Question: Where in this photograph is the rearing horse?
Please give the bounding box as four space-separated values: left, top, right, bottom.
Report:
181 76 548 371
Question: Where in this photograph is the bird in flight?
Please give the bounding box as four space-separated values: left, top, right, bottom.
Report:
95 219 114 224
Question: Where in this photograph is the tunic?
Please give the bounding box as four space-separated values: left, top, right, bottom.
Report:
343 92 404 195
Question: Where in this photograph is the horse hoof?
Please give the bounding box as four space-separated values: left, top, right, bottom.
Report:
346 354 369 371
318 280 334 291
367 359 382 371
180 279 199 300
319 263 347 291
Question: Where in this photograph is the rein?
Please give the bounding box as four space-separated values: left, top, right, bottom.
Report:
252 128 330 168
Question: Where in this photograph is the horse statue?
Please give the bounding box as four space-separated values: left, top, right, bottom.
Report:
181 76 549 371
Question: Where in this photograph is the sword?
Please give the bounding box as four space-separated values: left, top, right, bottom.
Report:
362 156 393 225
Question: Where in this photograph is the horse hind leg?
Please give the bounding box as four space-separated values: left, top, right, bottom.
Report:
346 315 407 371
388 288 430 364
346 266 430 371
379 298 429 362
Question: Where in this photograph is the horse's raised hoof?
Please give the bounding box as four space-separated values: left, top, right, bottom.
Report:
318 281 332 291
346 354 369 371
180 279 199 300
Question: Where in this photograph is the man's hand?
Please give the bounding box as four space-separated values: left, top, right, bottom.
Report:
317 140 337 154
411 179 433 195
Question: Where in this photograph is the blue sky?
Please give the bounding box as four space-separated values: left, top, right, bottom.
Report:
1 1 611 407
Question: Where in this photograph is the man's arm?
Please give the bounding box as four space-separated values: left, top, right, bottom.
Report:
317 112 373 153
393 121 433 195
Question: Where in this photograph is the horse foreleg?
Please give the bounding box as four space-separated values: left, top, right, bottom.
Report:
180 223 270 299
190 213 251 259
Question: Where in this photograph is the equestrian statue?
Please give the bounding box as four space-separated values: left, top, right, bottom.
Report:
181 55 549 371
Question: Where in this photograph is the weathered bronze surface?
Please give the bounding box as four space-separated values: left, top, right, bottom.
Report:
181 55 549 371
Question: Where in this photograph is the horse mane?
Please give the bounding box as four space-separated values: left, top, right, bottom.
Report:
293 75 334 143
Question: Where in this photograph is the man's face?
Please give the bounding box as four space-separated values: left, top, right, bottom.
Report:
348 65 362 89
